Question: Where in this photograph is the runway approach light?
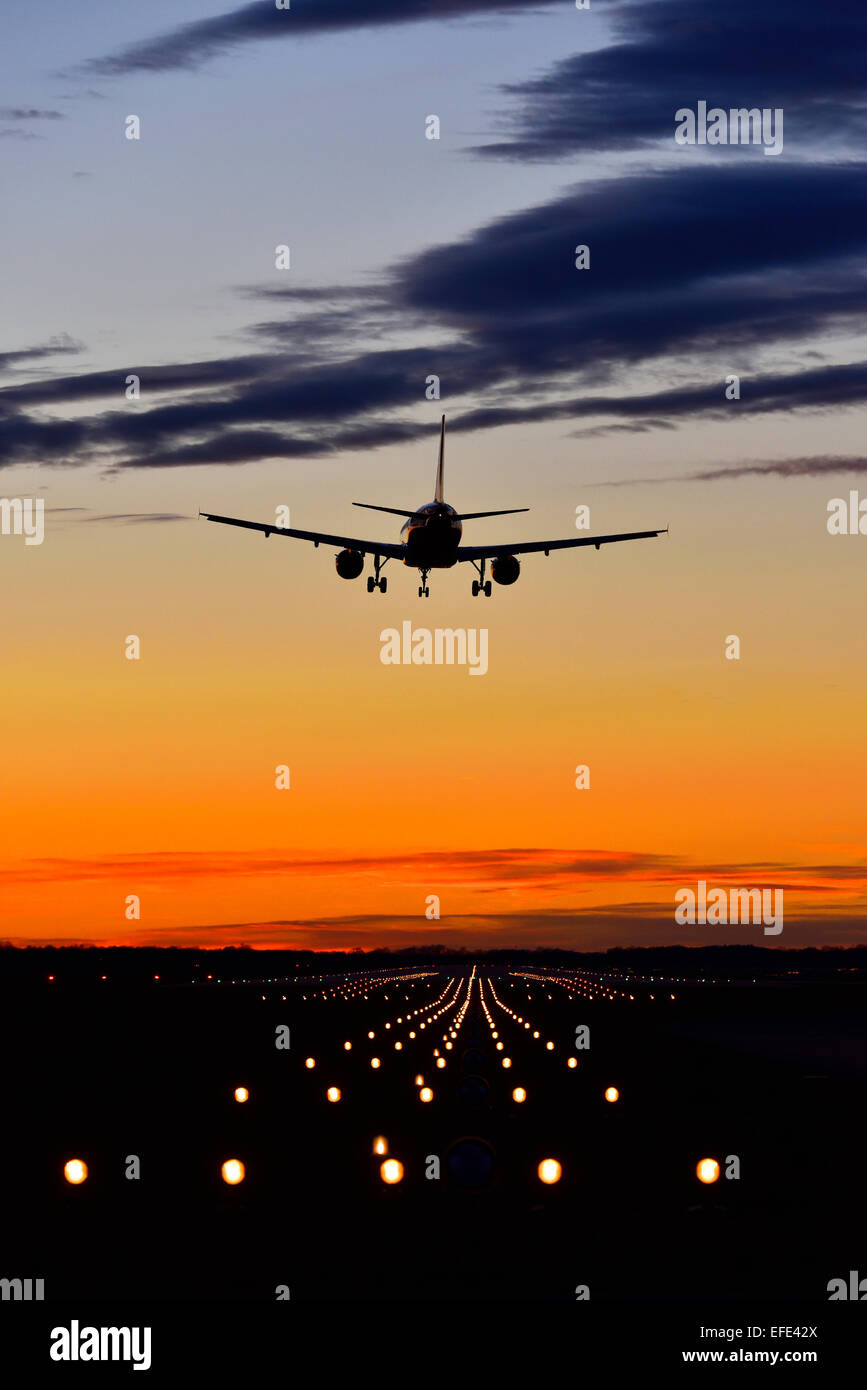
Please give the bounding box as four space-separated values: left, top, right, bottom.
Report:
234 1087 249 1103
304 1057 316 1069
512 1087 527 1103
419 1087 433 1103
221 1159 245 1185
373 1136 388 1156
696 1158 720 1184
538 1158 562 1185
64 1159 87 1185
604 1087 620 1103
327 1087 341 1103
380 1159 404 1185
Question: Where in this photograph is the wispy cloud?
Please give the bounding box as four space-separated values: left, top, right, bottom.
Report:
76 0 544 79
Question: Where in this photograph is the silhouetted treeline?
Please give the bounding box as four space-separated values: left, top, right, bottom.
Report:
0 940 865 986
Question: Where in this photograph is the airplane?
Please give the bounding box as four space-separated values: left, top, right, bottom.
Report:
200 415 666 597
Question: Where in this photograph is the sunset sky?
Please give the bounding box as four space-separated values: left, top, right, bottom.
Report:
1 0 865 949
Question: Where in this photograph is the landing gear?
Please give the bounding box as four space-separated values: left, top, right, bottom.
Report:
470 560 492 597
368 554 389 593
418 568 430 598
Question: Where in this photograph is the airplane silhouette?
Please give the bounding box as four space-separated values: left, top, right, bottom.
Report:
201 416 666 597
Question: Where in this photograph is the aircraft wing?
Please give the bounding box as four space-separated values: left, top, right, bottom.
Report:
200 512 406 560
456 528 666 561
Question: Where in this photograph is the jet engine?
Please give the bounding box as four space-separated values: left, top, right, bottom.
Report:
491 554 520 586
335 549 364 579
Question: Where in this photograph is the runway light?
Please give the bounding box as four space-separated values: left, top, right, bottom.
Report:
512 1087 527 1103
697 1157 720 1184
371 1057 381 1069
367 1031 375 1039
344 1041 352 1051
436 1058 446 1069
221 1159 245 1185
305 1057 316 1069
380 1158 404 1185
327 1087 341 1103
64 1159 87 1185
234 1087 249 1103
567 1057 578 1069
373 1136 388 1156
419 1087 433 1103
605 1086 620 1103
415 1074 424 1086
502 1057 512 1069
545 1041 555 1051
538 1158 562 1185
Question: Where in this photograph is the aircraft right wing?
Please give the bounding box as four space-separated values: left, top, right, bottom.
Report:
456 528 667 561
200 512 406 560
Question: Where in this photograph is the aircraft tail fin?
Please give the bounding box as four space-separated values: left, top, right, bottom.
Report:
435 414 445 502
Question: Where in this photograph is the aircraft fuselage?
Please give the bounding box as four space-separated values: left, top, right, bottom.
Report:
400 501 462 568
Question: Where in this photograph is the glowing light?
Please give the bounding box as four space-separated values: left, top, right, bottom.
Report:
414 1074 424 1086
605 1086 619 1103
64 1159 87 1185
502 1057 512 1069
371 1057 381 1069
545 1041 555 1051
380 1159 404 1185
538 1158 562 1185
221 1159 245 1185
419 1087 433 1103
512 1087 527 1103
327 1087 341 1103
304 1057 316 1069
373 1136 388 1156
367 1030 375 1039
436 1058 446 1069
697 1158 720 1184
344 1041 352 1051
234 1087 249 1103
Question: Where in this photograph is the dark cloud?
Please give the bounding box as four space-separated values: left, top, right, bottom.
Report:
76 512 191 525
3 164 867 471
0 337 83 373
473 0 867 160
603 455 867 487
0 107 65 120
79 0 544 78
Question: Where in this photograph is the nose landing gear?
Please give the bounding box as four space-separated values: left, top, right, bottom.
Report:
418 568 430 598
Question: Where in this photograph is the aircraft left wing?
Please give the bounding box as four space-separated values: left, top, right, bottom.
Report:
456 528 667 561
200 512 406 560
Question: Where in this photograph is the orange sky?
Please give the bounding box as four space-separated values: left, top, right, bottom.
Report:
1 416 866 949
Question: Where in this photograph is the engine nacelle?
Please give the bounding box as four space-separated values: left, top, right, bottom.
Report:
335 548 364 580
491 554 520 586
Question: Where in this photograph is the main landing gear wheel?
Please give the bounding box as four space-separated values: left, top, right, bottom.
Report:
367 556 389 593
471 578 493 597
418 585 430 598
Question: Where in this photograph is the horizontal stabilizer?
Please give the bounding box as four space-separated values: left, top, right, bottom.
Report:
352 502 418 518
458 508 530 521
